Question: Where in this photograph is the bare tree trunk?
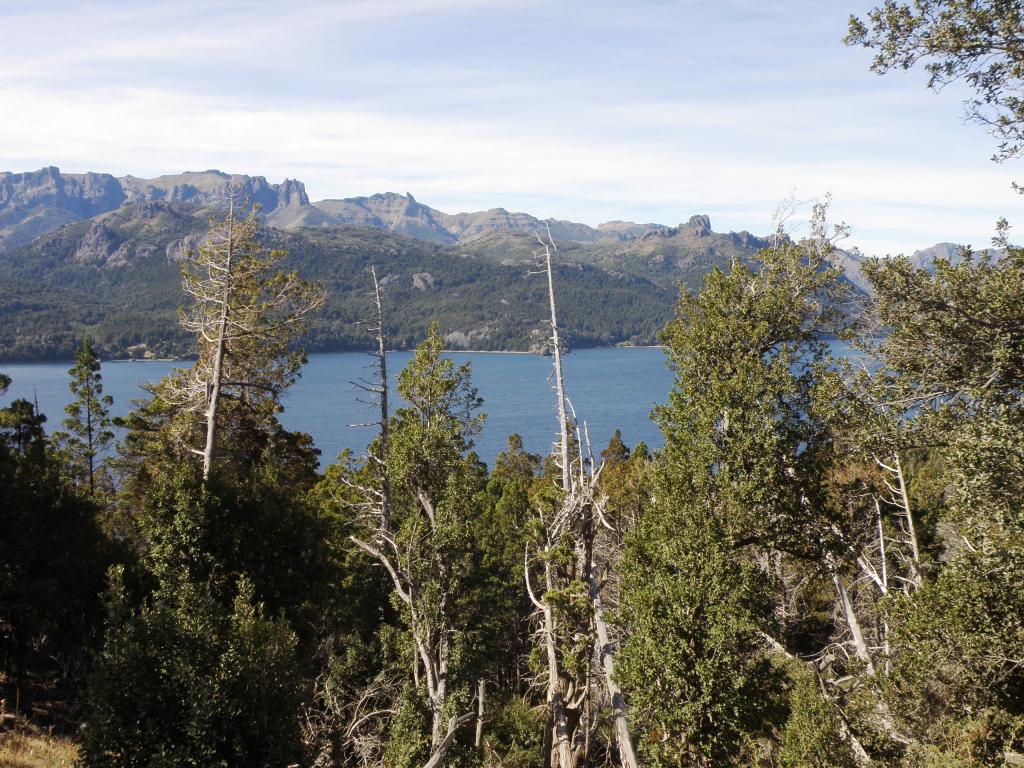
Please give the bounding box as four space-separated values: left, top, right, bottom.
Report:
545 560 575 768
475 679 485 748
202 197 235 480
539 229 572 492
83 385 95 494
832 570 875 675
371 265 392 530
590 573 639 768
422 712 475 768
893 453 921 590
432 641 449 749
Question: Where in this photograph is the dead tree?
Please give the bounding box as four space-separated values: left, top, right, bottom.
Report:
525 227 639 768
874 452 922 592
346 277 481 764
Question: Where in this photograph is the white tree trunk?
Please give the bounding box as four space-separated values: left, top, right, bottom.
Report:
422 711 475 768
545 561 575 768
893 453 922 590
832 570 875 675
201 199 235 480
540 230 572 492
590 573 639 768
475 679 485 748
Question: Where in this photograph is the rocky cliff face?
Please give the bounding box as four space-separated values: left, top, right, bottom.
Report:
0 167 126 251
311 194 666 245
0 165 973 297
313 193 457 243
0 165 687 255
0 168 327 254
119 170 305 212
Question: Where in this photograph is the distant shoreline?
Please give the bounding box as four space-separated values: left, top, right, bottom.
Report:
1 344 667 365
107 358 181 363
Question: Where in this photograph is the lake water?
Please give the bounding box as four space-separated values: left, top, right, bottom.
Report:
0 348 675 468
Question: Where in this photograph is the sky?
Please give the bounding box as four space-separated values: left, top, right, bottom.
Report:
1 0 1021 256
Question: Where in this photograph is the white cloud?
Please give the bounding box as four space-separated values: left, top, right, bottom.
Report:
0 0 1020 257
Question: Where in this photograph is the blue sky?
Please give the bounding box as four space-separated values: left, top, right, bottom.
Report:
1 0 1020 255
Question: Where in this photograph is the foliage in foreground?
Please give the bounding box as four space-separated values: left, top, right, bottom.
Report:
2 202 1024 768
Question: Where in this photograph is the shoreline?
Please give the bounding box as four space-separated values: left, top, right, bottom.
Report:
1 344 667 365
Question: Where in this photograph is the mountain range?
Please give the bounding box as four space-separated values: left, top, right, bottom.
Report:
0 167 668 253
0 166 975 361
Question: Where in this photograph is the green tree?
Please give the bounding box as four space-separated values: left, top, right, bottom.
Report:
349 328 488 764
856 243 1024 761
779 669 857 768
53 337 114 495
81 464 323 767
846 0 1024 161
600 429 630 465
82 568 303 768
617 224 847 766
163 198 323 479
0 388 106 709
618 507 779 767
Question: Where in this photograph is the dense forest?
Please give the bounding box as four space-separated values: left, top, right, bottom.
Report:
3 189 1023 766
3 1 1024 766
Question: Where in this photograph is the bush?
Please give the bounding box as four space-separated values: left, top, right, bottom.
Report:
81 569 303 768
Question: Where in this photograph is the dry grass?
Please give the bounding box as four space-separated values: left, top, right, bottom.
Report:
0 725 78 768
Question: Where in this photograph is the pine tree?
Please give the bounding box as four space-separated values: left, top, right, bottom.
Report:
1 386 106 708
54 337 114 495
160 196 324 480
854 240 1024 760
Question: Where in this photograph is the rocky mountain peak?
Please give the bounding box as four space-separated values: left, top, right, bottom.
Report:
685 214 712 237
276 178 309 208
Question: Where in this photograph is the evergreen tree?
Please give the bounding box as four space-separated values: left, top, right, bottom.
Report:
779 669 857 768
54 337 114 496
159 197 324 480
846 0 1024 161
349 328 489 765
81 469 309 768
855 242 1024 762
617 223 847 766
600 429 630 465
82 568 303 768
0 386 107 710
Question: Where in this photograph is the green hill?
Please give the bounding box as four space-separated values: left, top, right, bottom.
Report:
0 203 677 361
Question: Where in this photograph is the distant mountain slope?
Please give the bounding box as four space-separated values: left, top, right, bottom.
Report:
0 167 126 252
309 193 658 244
457 215 779 292
0 201 676 361
0 164 994 362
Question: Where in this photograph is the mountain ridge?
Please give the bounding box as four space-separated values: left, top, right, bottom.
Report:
0 166 751 253
0 167 979 276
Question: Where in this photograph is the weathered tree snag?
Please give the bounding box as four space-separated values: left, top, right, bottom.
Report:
545 560 576 768
421 711 475 768
538 227 572 492
832 569 876 675
475 679 485 749
590 571 639 768
527 226 641 768
201 195 235 480
370 265 392 530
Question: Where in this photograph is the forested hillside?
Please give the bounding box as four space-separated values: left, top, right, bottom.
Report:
0 202 677 360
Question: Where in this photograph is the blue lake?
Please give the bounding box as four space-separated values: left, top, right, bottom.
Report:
1 348 676 468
